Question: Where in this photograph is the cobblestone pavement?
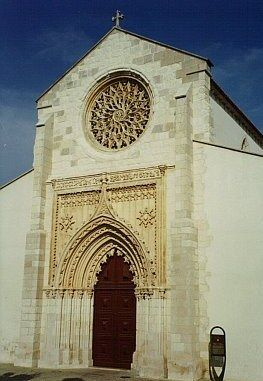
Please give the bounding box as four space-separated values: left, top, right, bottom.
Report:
0 364 158 381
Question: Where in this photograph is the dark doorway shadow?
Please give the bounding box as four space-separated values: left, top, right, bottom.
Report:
0 373 38 381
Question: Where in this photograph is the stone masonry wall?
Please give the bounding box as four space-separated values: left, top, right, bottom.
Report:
17 28 212 380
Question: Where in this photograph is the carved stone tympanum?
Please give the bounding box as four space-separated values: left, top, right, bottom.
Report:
86 76 151 150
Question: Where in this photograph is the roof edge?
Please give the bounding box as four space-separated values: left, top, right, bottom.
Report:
210 79 263 149
36 26 213 102
118 27 213 66
0 168 34 190
193 139 263 157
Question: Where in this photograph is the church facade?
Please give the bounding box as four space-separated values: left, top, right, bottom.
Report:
1 27 263 381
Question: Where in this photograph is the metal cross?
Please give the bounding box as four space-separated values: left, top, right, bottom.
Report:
112 10 124 27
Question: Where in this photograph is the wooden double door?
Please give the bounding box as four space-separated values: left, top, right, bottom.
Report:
92 254 136 369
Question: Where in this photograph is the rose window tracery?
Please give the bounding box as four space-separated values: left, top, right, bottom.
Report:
86 77 151 150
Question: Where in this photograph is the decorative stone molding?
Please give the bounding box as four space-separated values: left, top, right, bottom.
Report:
43 286 169 300
50 165 167 191
137 207 156 227
110 184 155 202
44 288 93 299
59 214 75 232
135 288 154 300
135 287 167 300
60 192 100 207
47 166 169 297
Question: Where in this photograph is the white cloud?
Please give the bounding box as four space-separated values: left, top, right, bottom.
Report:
202 44 263 130
34 28 94 64
0 88 36 184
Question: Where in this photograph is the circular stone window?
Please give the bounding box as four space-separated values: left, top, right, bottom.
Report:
85 74 151 150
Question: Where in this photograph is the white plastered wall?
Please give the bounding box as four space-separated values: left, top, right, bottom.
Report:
203 145 263 381
0 170 33 362
211 97 262 154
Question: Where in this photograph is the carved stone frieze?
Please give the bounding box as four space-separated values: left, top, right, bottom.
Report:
50 166 166 191
44 288 93 299
43 286 168 300
51 176 101 191
60 191 100 207
110 184 155 202
108 167 161 183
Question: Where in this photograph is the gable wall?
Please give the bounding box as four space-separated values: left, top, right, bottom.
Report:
37 29 210 182
211 97 262 154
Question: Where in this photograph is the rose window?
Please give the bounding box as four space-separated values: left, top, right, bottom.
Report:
86 77 151 150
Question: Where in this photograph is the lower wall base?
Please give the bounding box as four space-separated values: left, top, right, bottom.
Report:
0 339 21 365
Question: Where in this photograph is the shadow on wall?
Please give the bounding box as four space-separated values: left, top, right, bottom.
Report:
0 373 39 380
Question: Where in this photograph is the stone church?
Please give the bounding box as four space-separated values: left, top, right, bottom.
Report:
1 22 263 381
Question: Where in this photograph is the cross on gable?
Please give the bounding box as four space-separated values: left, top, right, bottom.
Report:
112 10 124 27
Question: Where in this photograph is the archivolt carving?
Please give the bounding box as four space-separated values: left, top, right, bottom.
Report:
53 215 155 293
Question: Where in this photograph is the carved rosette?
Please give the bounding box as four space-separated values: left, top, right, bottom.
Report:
85 76 151 150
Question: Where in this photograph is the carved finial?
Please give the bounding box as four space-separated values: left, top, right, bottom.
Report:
90 178 115 219
112 10 124 28
158 165 167 176
101 173 109 185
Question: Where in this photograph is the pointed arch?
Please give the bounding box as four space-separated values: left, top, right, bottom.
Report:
55 215 155 291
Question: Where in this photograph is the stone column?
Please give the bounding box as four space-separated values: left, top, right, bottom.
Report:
61 291 93 367
133 291 167 379
166 89 202 380
16 114 53 366
39 290 93 368
192 71 213 378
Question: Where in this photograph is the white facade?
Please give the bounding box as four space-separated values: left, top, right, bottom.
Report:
203 145 263 381
211 98 262 154
0 170 33 362
0 27 262 381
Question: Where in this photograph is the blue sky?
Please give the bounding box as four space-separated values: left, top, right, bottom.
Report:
1 0 262 185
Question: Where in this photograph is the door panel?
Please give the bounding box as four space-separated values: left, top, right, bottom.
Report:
92 254 136 369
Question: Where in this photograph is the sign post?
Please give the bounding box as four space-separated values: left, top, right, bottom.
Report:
209 326 226 381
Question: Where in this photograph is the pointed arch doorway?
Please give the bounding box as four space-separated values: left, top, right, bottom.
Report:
92 252 136 369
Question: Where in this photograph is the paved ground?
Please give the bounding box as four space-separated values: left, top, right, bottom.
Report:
0 364 157 381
